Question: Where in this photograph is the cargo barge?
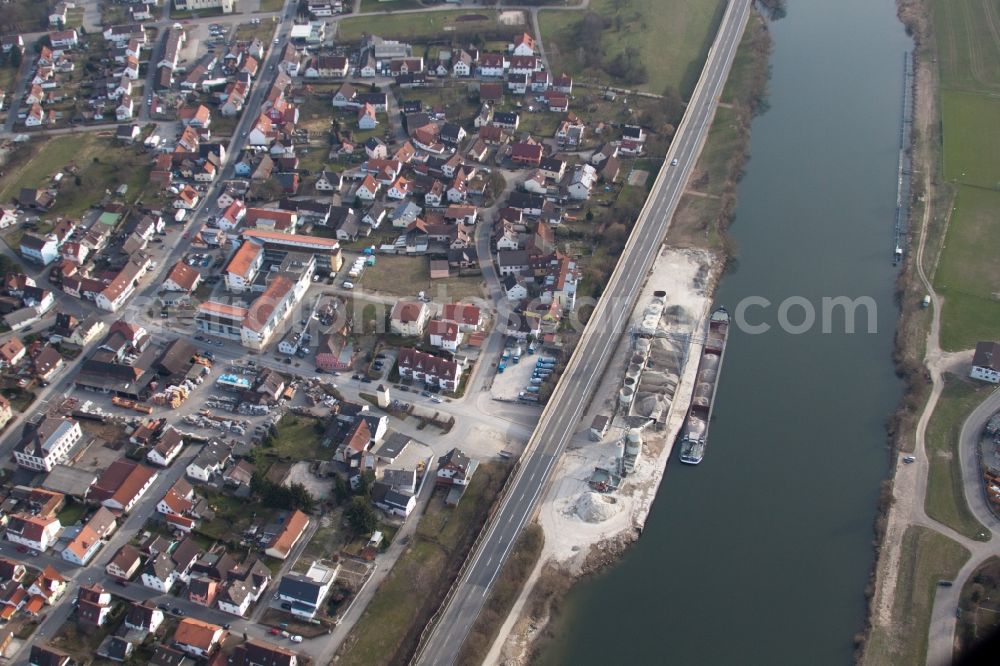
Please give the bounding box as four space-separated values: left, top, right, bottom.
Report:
678 307 730 464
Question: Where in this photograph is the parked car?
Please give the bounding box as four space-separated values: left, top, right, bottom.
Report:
290 636 303 643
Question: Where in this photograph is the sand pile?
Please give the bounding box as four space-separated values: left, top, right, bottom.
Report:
574 492 620 523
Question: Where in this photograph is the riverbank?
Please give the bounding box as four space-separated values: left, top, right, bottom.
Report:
471 11 774 664
861 0 983 662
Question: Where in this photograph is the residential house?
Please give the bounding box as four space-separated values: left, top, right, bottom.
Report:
107 544 143 580
224 241 264 293
971 341 1000 383
48 29 78 50
20 233 60 265
188 577 219 607
478 53 507 78
357 103 378 130
14 416 83 472
116 94 134 121
61 525 102 566
0 556 26 583
390 300 430 336
397 348 462 391
507 72 528 94
511 141 543 167
75 584 113 626
186 440 231 482
441 303 483 331
364 137 387 159
28 566 67 604
6 514 61 552
172 618 225 659
25 103 45 127
553 72 574 93
230 640 300 666
492 111 520 130
511 32 536 56
531 70 552 92
90 459 158 513
437 448 477 487
447 171 468 203
371 481 416 517
539 156 566 181
356 175 379 202
387 176 412 200
147 427 185 467
545 91 569 113
315 170 342 192
124 600 164 634
276 561 336 620
556 119 585 147
567 164 597 200
29 645 73 666
161 263 201 305
0 337 26 367
443 205 478 225
497 250 531 277
264 510 310 560
428 320 461 352
141 537 200 592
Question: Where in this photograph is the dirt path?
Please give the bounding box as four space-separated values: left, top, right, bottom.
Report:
868 0 953 634
867 4 1000 660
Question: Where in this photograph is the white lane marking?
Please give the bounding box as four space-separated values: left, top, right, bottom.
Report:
419 2 753 660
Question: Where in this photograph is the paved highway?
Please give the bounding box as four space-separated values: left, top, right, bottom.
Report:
414 1 753 663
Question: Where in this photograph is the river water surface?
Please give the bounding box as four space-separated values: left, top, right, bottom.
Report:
536 0 911 663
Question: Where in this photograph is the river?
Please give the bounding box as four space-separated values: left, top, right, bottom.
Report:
536 0 911 663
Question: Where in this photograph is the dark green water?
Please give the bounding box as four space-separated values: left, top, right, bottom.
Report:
536 0 911 663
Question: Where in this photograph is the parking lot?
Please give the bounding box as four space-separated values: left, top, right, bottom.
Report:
490 343 547 402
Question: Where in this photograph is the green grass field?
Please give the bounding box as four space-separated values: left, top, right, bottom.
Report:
934 185 1000 350
862 526 970 666
359 0 424 12
337 10 500 43
538 0 725 96
941 91 1000 188
931 0 1000 352
360 255 485 302
933 0 1000 94
924 377 993 540
258 0 284 12
0 134 151 220
956 556 1000 655
56 501 87 526
337 462 512 666
269 413 325 460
